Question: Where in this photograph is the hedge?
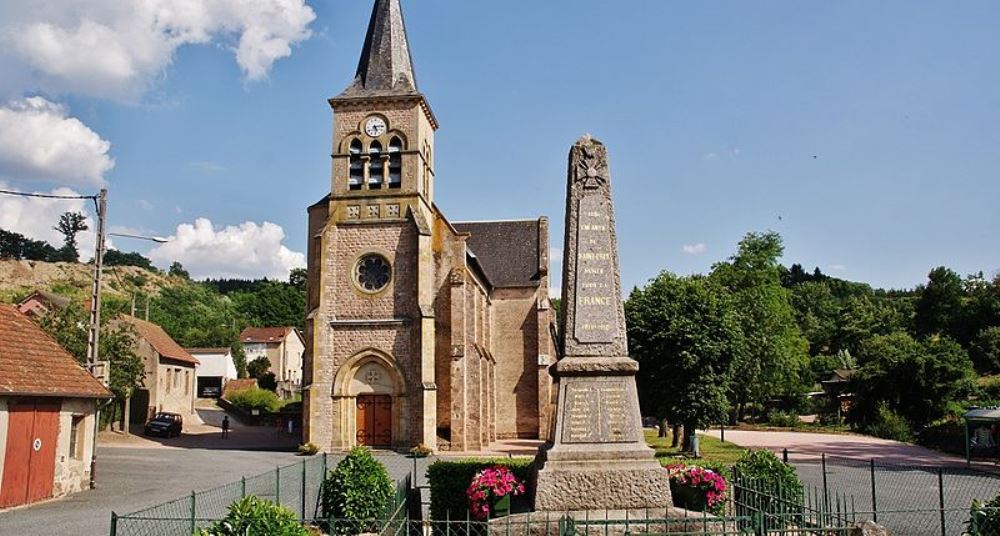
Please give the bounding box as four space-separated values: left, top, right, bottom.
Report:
426 458 533 520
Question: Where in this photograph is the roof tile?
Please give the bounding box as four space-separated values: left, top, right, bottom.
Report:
0 305 110 398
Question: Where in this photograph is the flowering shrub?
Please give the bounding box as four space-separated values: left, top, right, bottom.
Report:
466 465 526 519
666 463 728 515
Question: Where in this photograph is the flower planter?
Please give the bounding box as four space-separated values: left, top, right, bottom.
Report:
490 494 511 518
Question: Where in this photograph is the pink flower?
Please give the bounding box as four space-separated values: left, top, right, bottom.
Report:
467 465 526 519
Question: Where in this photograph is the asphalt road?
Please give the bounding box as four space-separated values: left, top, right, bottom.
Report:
705 429 1000 536
0 446 302 536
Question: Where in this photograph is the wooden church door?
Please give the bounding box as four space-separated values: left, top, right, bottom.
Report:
356 395 392 448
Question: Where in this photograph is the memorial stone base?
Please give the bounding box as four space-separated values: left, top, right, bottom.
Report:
532 361 672 511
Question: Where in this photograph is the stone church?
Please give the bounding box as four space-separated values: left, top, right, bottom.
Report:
303 0 556 452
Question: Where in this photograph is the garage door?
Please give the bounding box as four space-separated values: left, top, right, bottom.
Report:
0 399 61 508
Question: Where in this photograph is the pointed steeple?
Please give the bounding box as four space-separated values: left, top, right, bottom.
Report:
337 0 419 98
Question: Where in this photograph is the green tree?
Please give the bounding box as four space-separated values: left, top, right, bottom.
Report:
148 284 242 348
248 356 272 378
54 211 89 262
789 280 840 355
850 332 974 429
103 249 155 270
168 261 190 279
833 294 905 356
627 272 741 449
0 228 60 261
970 327 1000 375
37 305 145 415
964 273 1000 346
231 281 305 331
914 266 965 340
710 232 809 422
289 267 307 291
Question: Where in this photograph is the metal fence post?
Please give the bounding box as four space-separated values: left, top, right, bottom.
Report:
276 465 281 504
241 475 246 498
301 459 307 520
189 491 196 535
821 453 829 513
869 459 877 523
109 511 117 536
783 448 789 463
938 468 946 536
412 455 417 489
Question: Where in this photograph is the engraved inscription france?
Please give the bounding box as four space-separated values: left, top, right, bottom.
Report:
573 194 618 344
561 380 631 443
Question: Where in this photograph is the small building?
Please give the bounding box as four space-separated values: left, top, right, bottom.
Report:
0 305 110 508
821 368 856 420
16 290 71 318
964 407 1000 463
120 316 200 425
186 347 238 398
240 327 304 398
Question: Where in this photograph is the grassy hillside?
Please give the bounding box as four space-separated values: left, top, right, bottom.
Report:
0 259 184 305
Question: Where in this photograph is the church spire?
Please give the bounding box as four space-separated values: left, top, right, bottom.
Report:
337 0 418 98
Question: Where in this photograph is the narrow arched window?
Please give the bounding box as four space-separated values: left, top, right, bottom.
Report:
388 137 402 188
348 139 363 190
368 141 383 187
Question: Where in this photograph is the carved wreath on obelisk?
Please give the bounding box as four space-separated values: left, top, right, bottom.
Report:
575 144 609 189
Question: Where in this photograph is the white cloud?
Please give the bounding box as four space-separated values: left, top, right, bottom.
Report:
550 247 563 265
0 181 102 260
136 199 153 211
0 97 114 186
0 0 316 100
681 243 707 255
831 264 847 271
148 217 305 279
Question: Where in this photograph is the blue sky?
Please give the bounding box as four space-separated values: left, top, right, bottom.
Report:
0 1 997 291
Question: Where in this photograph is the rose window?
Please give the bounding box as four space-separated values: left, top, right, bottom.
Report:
356 254 392 292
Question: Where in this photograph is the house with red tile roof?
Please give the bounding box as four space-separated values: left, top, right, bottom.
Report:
240 326 304 398
118 316 199 425
0 304 110 508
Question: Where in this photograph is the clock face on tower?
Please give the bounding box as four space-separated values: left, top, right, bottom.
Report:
364 117 387 137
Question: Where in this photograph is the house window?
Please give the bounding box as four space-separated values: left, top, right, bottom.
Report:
69 415 85 460
368 141 384 187
165 369 171 392
185 370 190 395
388 137 402 188
174 368 180 389
348 139 364 190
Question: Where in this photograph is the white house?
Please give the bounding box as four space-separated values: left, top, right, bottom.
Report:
186 347 238 398
239 327 304 398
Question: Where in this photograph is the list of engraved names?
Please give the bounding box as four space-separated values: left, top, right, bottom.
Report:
573 195 618 343
561 380 630 443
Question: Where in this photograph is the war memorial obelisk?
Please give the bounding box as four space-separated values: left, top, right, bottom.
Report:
533 135 672 511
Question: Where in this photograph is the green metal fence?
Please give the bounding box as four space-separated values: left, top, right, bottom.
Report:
782 450 1000 535
110 451 1000 536
110 453 410 536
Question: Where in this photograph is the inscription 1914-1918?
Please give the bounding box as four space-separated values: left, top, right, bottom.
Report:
573 195 618 344
561 379 630 444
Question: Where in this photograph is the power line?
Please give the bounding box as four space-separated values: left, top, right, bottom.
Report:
0 188 97 200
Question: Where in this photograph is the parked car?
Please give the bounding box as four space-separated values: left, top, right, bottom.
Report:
144 412 183 437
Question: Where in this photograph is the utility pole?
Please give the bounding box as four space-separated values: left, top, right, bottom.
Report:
86 188 107 489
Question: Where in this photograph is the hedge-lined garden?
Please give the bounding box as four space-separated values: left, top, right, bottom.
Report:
426 458 533 520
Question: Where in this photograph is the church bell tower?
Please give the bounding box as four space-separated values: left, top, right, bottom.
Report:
327 0 437 217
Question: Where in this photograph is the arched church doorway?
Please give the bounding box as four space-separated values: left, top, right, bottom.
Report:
339 356 402 449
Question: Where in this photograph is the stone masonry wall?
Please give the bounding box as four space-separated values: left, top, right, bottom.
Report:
491 286 541 438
